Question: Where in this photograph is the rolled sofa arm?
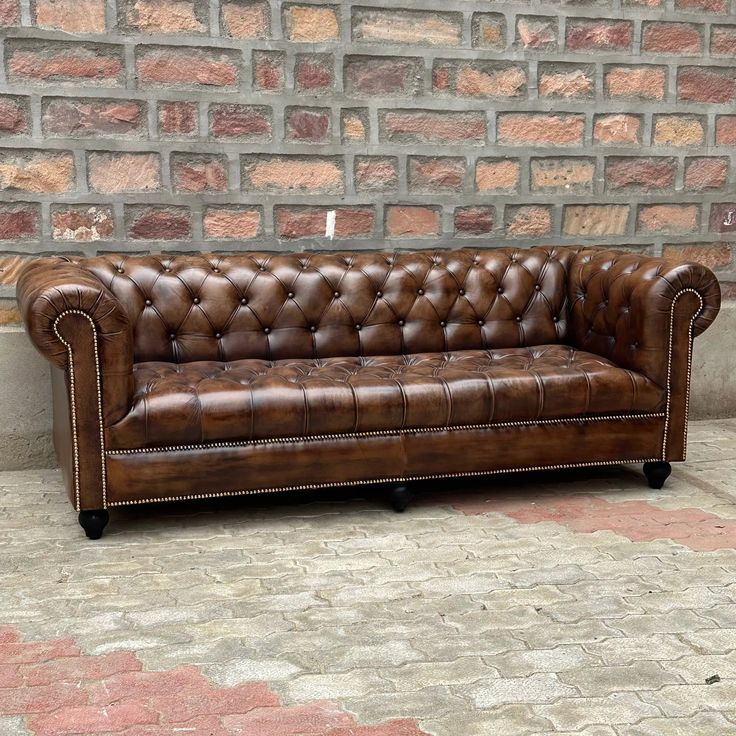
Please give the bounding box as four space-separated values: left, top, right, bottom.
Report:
567 248 720 389
16 257 134 426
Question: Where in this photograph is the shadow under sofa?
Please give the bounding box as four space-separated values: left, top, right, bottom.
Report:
16 246 721 538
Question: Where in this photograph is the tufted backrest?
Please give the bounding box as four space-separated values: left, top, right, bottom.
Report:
77 247 578 364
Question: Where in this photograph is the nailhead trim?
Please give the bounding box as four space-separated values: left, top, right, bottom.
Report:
106 413 667 456
662 289 703 462
53 310 108 512
107 456 664 507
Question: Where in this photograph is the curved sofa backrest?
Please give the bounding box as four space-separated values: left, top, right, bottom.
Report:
79 246 578 363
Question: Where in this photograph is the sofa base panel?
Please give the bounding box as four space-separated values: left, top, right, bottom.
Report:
104 415 667 508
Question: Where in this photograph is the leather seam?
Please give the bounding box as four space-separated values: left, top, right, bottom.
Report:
106 412 666 456
662 288 703 462
106 456 664 507
53 310 108 512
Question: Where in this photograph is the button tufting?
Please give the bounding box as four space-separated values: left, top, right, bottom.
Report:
398 319 405 326
259 265 267 272
376 291 383 298
240 297 247 305
535 284 541 291
459 289 465 295
478 319 484 326
310 326 317 333
264 327 271 334
169 333 175 340
212 267 220 273
355 324 362 331
193 297 200 304
144 299 152 306
333 291 340 298
417 288 424 295
516 316 522 322
215 332 222 339
287 292 294 299
553 316 559 323
440 321 446 327
117 267 124 274
164 267 172 272
497 287 503 294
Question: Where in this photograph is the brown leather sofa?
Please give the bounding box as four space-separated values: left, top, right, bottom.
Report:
17 246 720 538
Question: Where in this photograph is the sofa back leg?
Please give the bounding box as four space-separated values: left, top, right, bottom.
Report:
78 510 110 539
643 461 671 489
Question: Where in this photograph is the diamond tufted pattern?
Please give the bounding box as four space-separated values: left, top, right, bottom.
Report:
107 345 665 449
77 247 575 364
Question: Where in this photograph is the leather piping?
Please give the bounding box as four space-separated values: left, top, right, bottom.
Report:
53 310 108 512
106 412 667 456
61 289 704 510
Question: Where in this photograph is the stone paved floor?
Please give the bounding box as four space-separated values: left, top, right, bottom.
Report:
2 420 736 735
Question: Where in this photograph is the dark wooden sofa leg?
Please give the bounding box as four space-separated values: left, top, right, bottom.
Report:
643 462 671 490
78 510 110 539
388 484 413 512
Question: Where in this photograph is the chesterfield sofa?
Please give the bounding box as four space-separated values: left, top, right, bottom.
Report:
18 246 720 538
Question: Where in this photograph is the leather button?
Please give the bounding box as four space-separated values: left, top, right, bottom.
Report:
553 317 559 323
310 326 317 333
478 320 485 326
516 316 522 322
497 287 503 294
440 321 446 327
355 324 362 331
169 333 176 340
144 299 152 306
287 292 294 299
212 267 220 273
417 288 424 295
376 291 383 298
333 291 340 298
259 265 267 272
215 332 222 339
459 289 465 296
240 297 247 305
535 284 541 291
117 267 124 274
193 297 200 304
398 319 405 326
264 327 271 334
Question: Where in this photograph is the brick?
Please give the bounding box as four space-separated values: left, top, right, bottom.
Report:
506 205 552 238
0 150 74 193
432 61 526 99
605 66 666 101
0 96 29 136
637 204 699 234
275 206 374 239
354 156 398 192
345 56 423 98
136 46 239 89
710 203 736 234
209 104 272 140
380 110 486 145
294 54 333 94
475 159 520 193
341 109 368 143
454 206 495 237
497 113 584 146
283 4 339 42
685 158 728 191
252 50 284 93
0 204 40 240
352 7 462 47
42 98 145 138
88 152 160 193
566 19 632 51
678 67 736 104
712 25 736 56
516 16 557 50
408 156 465 193
642 22 703 54
118 0 207 34
0 0 19 25
127 205 191 240
285 107 330 143
531 158 595 193
221 0 270 39
203 207 261 239
171 153 228 193
158 101 198 137
663 243 732 270
386 206 441 238
538 64 594 98
606 157 676 192
241 155 343 194
6 41 124 86
51 205 114 241
626 0 663 5
472 13 506 50
33 0 106 32
594 114 642 145
653 115 705 146
563 205 629 236
716 116 736 145
676 0 727 12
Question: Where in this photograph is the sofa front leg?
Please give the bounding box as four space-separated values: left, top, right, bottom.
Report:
643 462 671 490
388 484 413 512
78 510 110 539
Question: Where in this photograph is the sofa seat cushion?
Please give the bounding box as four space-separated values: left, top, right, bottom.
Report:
107 345 665 450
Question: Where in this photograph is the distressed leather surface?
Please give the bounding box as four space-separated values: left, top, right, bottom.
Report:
108 345 665 450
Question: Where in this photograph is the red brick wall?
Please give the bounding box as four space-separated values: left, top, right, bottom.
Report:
1 0 735 322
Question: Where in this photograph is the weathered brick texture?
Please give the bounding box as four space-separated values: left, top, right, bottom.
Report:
0 0 734 310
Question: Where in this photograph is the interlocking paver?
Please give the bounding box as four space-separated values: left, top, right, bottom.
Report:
2 420 736 734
